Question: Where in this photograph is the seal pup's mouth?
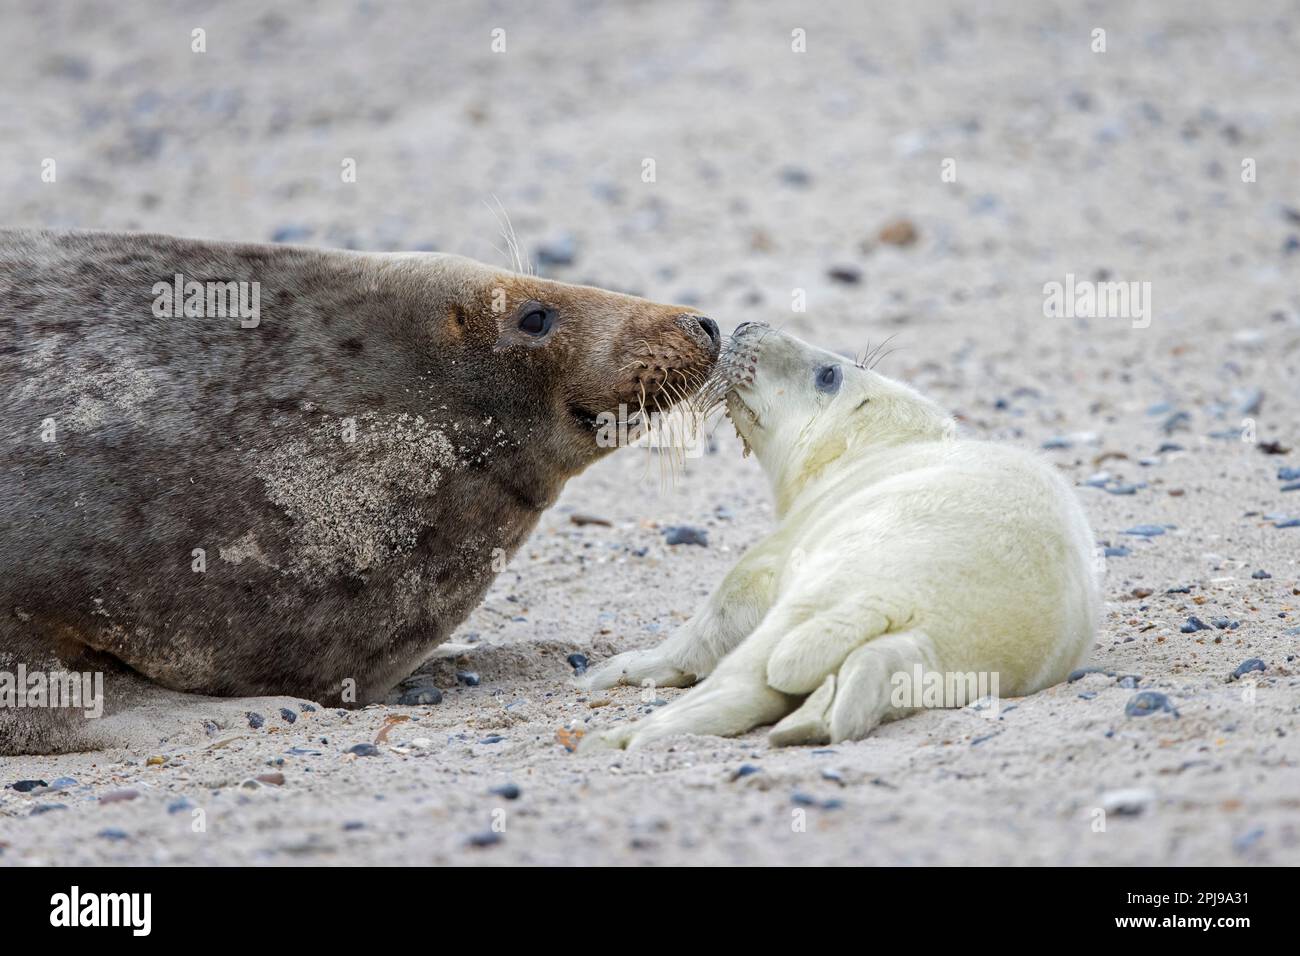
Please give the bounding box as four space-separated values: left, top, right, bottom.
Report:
697 322 767 457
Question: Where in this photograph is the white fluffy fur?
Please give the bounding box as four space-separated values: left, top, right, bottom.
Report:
582 326 1098 749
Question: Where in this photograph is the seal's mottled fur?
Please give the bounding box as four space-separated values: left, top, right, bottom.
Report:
0 230 717 750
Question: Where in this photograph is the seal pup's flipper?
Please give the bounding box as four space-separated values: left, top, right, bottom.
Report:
767 674 835 746
580 626 794 751
823 630 937 743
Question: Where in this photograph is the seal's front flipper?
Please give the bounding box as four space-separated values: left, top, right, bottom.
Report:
579 648 695 692
768 674 835 747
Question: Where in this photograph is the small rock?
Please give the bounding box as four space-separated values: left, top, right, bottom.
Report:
1104 546 1131 557
31 804 68 815
256 772 286 786
479 734 505 745
534 233 577 268
1123 524 1167 537
398 686 443 706
11 780 47 793
279 708 297 724
1230 659 1266 681
99 789 140 804
663 525 708 547
778 166 812 187
1233 827 1265 854
270 225 313 244
1278 467 1300 481
566 653 589 675
570 513 612 527
348 743 381 757
97 828 130 841
827 264 862 284
456 670 481 686
1252 569 1272 579
467 831 503 847
1125 691 1178 717
878 219 918 246
1101 788 1155 816
730 763 762 781
167 798 194 814
1068 666 1111 682
1180 616 1210 633
245 711 265 729
489 783 522 800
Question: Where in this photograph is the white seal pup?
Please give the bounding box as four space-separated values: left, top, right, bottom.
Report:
582 323 1099 748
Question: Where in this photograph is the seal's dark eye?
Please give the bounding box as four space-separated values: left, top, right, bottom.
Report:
815 364 842 394
519 306 552 336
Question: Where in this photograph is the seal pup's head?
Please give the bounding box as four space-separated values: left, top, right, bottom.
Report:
377 253 720 476
713 323 952 512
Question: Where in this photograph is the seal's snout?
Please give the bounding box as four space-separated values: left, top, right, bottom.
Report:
695 316 721 349
677 312 721 355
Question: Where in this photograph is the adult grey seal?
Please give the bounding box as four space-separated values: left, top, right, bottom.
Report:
0 229 719 750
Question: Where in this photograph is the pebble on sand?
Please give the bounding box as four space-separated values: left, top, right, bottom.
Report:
348 743 381 757
397 686 443 706
490 783 522 800
99 789 140 804
1230 659 1266 681
1125 691 1178 717
1123 524 1167 537
663 525 708 546
246 711 265 729
1101 788 1155 816
878 219 919 246
10 780 47 793
566 653 589 675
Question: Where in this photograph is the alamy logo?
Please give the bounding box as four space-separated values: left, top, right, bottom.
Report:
1043 273 1151 328
890 665 1001 717
49 886 151 936
152 272 261 327
595 403 706 458
0 665 103 718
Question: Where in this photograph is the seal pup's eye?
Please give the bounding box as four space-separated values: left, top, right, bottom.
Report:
815 364 842 394
518 305 553 336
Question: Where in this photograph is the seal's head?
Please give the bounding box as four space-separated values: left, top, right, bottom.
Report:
384 254 720 475
719 323 952 511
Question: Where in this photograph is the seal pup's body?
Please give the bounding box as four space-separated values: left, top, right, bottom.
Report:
0 229 718 748
584 324 1098 748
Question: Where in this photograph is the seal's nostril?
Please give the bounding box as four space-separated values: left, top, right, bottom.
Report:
695 316 720 347
734 321 753 336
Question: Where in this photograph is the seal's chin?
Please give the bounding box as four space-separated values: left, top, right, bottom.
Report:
725 390 760 458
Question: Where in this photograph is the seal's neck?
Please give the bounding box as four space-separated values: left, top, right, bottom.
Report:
763 380 954 517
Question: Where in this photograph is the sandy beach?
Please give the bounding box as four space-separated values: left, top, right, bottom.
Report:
1 0 1298 865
